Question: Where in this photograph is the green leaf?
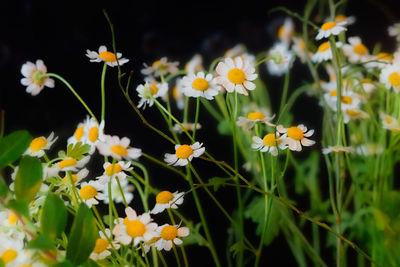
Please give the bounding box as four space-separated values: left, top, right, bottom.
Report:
52 260 74 267
41 193 67 238
66 142 90 160
26 233 55 250
0 175 9 197
7 199 29 218
14 155 43 202
217 120 231 136
0 130 32 169
208 177 231 191
66 203 98 265
0 259 4 267
83 259 101 267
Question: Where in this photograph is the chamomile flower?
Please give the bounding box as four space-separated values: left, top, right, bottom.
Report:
366 52 393 69
86 45 129 67
380 64 400 92
97 161 132 184
292 36 309 63
164 142 205 166
154 224 189 251
68 118 88 145
342 37 370 63
24 132 57 157
20 59 54 96
251 133 287 156
266 42 294 76
236 111 275 131
315 21 346 40
180 71 221 100
57 155 90 172
141 57 179 77
79 180 105 208
97 135 142 161
388 23 400 42
215 57 258 96
0 237 27 266
358 78 375 94
172 123 202 134
90 229 120 261
136 81 169 109
112 207 158 246
0 210 25 241
185 54 204 74
224 44 246 58
277 124 316 152
322 145 354 154
102 178 134 205
312 42 333 63
277 17 294 44
380 112 400 133
355 144 383 156
62 168 89 186
334 14 356 25
84 117 106 154
324 88 361 114
151 191 184 214
343 108 369 123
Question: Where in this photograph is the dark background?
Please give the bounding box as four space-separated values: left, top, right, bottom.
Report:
1 0 400 266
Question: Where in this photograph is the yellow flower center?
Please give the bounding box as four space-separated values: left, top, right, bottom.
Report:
287 127 304 140
21 265 32 267
247 112 265 120
330 89 337 96
63 174 78 183
299 40 305 50
318 42 331 52
346 110 360 116
335 14 347 22
262 134 278 147
161 225 178 241
227 68 246 84
31 70 46 86
29 137 47 152
125 220 146 238
172 86 180 100
377 52 393 62
361 78 372 83
110 145 128 157
93 238 109 254
79 185 98 200
105 163 123 176
385 117 393 124
192 78 209 91
58 158 77 169
8 212 18 225
175 145 194 159
156 191 174 204
277 25 285 39
353 43 368 55
149 84 159 95
99 51 117 62
321 21 336 31
88 127 99 143
1 249 17 264
341 96 353 104
74 126 84 141
389 72 400 86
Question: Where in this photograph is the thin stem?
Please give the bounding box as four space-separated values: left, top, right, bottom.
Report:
192 97 200 140
100 62 108 121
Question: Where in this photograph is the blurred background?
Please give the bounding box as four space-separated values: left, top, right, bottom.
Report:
1 0 400 265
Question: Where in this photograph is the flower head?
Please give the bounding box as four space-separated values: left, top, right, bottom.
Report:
380 64 400 92
388 23 400 42
266 42 294 76
236 111 275 131
277 124 315 151
251 133 287 156
20 59 54 96
24 132 57 157
86 45 129 67
181 72 221 100
312 42 333 63
151 191 184 214
164 142 205 166
90 229 120 261
97 161 132 184
136 81 168 109
154 224 189 251
315 21 346 40
97 135 142 161
322 145 354 154
380 112 400 133
56 155 90 172
277 17 294 44
342 37 369 63
79 180 104 208
141 57 179 77
173 123 202 134
185 54 204 74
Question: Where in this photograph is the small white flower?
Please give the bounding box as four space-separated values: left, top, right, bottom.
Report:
380 112 400 133
312 42 333 63
56 156 90 172
236 111 275 131
342 37 370 63
62 168 89 186
322 145 354 154
84 117 106 154
154 224 189 251
136 81 168 109
164 142 205 166
380 64 400 92
184 54 204 74
97 161 132 184
277 17 294 44
251 133 287 156
20 59 54 96
277 124 315 152
355 144 383 156
86 45 129 67
343 109 369 123
141 57 179 77
291 37 309 63
266 42 294 76
97 135 142 161
324 88 361 115
388 23 400 42
24 132 57 157
151 191 184 214
172 123 202 134
172 78 185 110
79 180 105 208
315 21 346 40
333 14 356 26
181 72 221 100
90 229 120 261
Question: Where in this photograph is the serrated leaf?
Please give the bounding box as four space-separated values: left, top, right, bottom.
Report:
26 233 55 250
0 130 32 169
66 142 90 160
66 203 98 265
41 193 67 238
208 177 230 191
14 156 42 202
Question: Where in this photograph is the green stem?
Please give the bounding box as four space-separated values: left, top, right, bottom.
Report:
101 62 108 121
192 97 200 140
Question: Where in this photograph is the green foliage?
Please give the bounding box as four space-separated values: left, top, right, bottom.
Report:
26 233 56 251
208 177 231 191
7 198 29 218
41 193 68 238
0 130 32 169
14 155 43 202
0 175 8 197
66 142 90 160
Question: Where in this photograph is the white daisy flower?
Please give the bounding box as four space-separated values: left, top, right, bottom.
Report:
20 59 54 96
388 23 400 42
136 81 168 109
184 54 204 74
224 44 246 58
380 112 400 133
141 57 179 77
154 224 189 251
67 118 89 146
277 17 294 44
0 210 25 241
343 109 369 123
291 36 309 63
112 207 158 246
97 135 142 161
266 42 294 76
172 78 185 110
315 21 346 40
0 236 27 266
236 111 275 131
97 161 132 184
366 52 393 69
83 117 106 154
357 78 375 94
322 145 354 154
79 180 105 208
164 142 205 166
380 64 400 92
86 45 129 67
24 132 57 157
251 133 287 156
355 144 383 156
181 71 221 100
102 178 134 205
172 123 202 134
324 88 361 114
277 124 316 152
151 191 184 214
333 14 356 25
342 37 369 63
56 155 90 172
90 229 120 261
312 41 333 63
215 57 258 96
62 168 89 186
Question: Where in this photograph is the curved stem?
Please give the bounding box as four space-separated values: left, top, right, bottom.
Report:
100 62 108 121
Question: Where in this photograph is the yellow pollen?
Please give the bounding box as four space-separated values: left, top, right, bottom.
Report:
79 185 97 200
227 68 246 84
98 51 117 62
88 127 99 143
29 137 47 152
353 43 368 55
321 21 336 31
191 78 209 91
8 212 18 225
74 126 84 141
1 249 17 264
335 15 347 22
318 42 331 52
262 134 278 147
156 191 174 204
93 238 109 254
346 110 360 116
385 117 393 124
58 158 77 169
106 163 123 176
110 145 128 157
161 225 178 241
389 72 400 86
125 220 146 238
287 127 304 140
175 144 194 159
341 96 353 104
149 84 159 95
63 174 78 183
247 112 265 120
330 89 338 96
31 70 46 86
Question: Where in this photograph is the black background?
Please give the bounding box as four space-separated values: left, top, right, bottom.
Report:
1 0 400 266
